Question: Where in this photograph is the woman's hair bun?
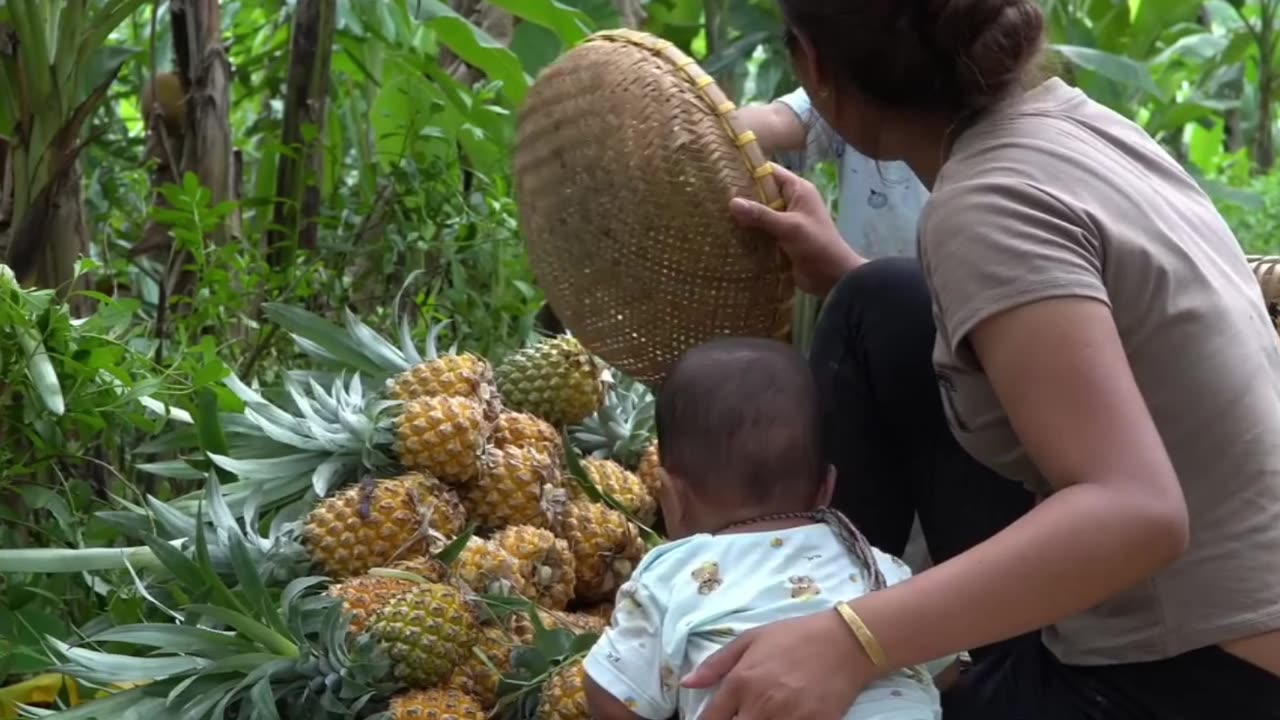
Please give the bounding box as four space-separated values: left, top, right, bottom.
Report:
927 0 1046 112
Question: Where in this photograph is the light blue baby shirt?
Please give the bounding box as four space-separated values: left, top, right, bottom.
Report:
582 524 952 720
774 88 929 262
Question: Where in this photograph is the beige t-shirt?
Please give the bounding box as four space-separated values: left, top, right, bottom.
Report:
919 77 1280 665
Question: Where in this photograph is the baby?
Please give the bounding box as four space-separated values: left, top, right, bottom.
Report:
582 337 953 720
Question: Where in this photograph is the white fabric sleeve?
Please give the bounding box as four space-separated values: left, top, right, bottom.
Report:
582 579 675 720
770 87 841 170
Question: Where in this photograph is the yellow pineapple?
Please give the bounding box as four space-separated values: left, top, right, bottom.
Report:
492 525 576 610
462 446 567 530
385 555 450 583
388 687 486 720
395 395 490 485
493 411 563 459
558 499 647 603
511 607 607 646
575 458 657 525
536 658 589 720
455 538 534 597
370 582 479 688
637 442 662 498
445 623 515 709
303 473 465 579
385 321 501 421
326 575 417 634
495 336 606 426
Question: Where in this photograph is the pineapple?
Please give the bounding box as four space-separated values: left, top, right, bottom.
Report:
494 410 563 459
536 659 590 720
386 321 501 420
570 374 656 469
495 336 606 426
511 607 606 646
455 538 534 597
636 442 662 499
462 446 567 530
326 575 417 634
389 687 486 720
386 555 450 582
492 525 577 611
303 473 466 579
559 499 647 603
370 582 480 688
576 458 657 526
446 623 515 709
395 395 490 485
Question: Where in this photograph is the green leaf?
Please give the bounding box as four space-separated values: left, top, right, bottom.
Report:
226 534 290 638
434 524 477 567
187 604 300 658
50 638 210 683
0 545 163 574
195 388 233 485
410 0 531 107
262 303 386 376
249 676 282 720
144 534 208 592
89 624 255 656
482 0 593 45
1051 44 1164 98
135 460 208 481
206 452 328 481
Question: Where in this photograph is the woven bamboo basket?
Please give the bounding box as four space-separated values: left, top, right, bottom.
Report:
1248 255 1280 334
513 29 794 387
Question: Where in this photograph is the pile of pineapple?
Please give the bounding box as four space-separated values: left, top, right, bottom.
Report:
294 333 664 719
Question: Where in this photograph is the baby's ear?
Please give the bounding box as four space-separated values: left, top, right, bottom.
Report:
817 465 837 507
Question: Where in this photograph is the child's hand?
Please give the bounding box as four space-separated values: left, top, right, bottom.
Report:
729 163 865 296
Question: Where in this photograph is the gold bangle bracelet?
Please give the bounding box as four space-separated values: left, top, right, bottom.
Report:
834 601 888 669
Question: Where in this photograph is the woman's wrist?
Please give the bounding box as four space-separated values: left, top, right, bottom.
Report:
829 602 893 680
813 245 868 297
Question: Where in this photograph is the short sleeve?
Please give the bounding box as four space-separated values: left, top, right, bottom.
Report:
921 178 1110 353
771 87 841 170
582 579 675 720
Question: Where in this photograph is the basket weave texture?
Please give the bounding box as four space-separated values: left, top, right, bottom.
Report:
513 29 794 387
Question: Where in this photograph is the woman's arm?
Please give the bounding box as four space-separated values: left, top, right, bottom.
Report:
684 295 1189 720
840 295 1188 665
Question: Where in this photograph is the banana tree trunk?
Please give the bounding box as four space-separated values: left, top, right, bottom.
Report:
165 0 239 304
267 0 336 267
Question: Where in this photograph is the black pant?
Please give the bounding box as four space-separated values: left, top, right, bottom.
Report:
810 257 1280 719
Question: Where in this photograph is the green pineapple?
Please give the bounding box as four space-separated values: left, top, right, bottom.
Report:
495 336 607 426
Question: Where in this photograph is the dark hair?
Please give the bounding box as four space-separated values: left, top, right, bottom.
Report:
655 337 825 504
779 0 1047 118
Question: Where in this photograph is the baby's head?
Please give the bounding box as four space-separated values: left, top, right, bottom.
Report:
655 337 833 538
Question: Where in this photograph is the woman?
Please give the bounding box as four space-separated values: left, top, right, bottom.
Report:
681 2 1280 718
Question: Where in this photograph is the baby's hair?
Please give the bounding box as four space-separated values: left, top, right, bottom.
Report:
655 337 825 505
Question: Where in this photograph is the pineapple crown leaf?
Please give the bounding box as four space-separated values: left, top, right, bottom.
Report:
261 303 388 378
341 308 411 374
434 524 479 567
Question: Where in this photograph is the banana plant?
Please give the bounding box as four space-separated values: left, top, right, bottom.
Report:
0 0 147 297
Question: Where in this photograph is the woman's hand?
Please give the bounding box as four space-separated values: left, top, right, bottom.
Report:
680 609 874 720
729 163 864 296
